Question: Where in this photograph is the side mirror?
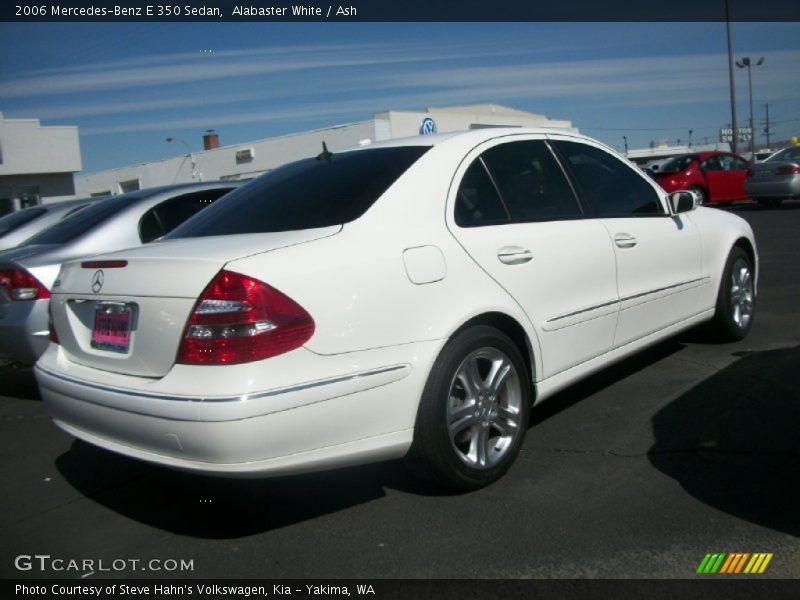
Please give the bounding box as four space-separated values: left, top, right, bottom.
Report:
669 190 697 214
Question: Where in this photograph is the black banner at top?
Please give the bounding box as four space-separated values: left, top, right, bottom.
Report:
3 0 800 22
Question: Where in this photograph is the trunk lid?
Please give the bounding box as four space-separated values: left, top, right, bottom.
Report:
50 226 340 377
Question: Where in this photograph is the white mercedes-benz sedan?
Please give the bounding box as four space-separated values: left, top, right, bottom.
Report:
35 129 757 489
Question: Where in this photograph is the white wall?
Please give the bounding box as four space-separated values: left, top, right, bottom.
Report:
0 113 81 176
74 121 376 197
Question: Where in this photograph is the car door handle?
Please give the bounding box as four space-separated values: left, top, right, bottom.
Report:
497 246 533 265
614 233 637 248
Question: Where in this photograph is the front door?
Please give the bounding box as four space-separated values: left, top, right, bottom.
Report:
549 136 704 348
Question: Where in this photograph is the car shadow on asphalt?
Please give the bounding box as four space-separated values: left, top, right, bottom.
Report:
55 441 461 539
648 344 800 537
726 199 800 212
0 366 41 401
53 337 693 539
530 338 685 426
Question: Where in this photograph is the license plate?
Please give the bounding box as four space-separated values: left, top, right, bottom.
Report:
91 304 132 353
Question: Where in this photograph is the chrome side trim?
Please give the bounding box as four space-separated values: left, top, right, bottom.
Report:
619 276 710 304
546 298 619 324
35 364 408 404
544 276 711 326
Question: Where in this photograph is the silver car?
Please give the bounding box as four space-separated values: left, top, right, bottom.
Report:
0 182 239 365
0 197 102 251
745 146 800 207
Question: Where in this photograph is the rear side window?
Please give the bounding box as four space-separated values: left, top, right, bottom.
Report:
454 159 510 227
23 194 141 245
481 140 581 222
661 155 695 172
168 146 430 237
0 207 47 237
553 141 664 217
139 188 232 243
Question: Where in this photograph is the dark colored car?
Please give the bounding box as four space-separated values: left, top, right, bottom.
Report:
653 151 750 205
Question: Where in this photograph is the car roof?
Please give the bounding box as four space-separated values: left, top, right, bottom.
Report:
352 127 584 151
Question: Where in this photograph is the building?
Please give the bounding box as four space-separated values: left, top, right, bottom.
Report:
0 112 82 216
74 104 575 197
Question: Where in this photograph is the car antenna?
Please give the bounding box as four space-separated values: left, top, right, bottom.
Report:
316 141 334 162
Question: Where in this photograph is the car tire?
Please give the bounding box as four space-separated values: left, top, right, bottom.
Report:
708 247 755 342
405 325 531 490
689 186 707 205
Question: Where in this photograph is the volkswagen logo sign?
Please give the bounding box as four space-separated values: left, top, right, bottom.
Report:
419 117 437 135
91 270 104 294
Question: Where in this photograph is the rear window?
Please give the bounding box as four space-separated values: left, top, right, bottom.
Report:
168 146 430 237
23 194 141 245
766 147 800 162
0 207 47 237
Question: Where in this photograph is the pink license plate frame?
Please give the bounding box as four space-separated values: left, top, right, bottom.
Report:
91 305 132 353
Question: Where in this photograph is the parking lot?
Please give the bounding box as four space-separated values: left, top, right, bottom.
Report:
1 201 798 580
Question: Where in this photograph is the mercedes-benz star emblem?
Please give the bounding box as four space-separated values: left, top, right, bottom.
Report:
91 270 104 294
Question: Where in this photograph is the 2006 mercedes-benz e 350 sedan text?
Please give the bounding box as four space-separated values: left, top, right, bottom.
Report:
35 129 757 489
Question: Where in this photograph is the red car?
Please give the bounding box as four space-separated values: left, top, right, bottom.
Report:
653 151 750 205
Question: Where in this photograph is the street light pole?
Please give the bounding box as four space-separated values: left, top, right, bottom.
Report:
165 136 197 182
724 0 739 154
735 56 765 157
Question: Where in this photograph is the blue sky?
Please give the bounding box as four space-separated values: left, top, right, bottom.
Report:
1 22 799 173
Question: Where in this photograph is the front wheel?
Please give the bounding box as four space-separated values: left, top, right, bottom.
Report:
708 247 755 341
405 326 531 490
689 186 707 205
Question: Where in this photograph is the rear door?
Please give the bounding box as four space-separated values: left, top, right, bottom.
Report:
549 136 703 348
447 136 619 379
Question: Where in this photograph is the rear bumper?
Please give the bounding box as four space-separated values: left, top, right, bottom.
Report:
745 177 800 199
35 340 443 476
0 298 49 364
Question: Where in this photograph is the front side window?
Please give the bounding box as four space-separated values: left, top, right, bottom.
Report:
553 141 664 217
731 156 750 170
700 156 723 171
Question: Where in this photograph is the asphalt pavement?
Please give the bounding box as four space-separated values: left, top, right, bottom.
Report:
2 201 798 580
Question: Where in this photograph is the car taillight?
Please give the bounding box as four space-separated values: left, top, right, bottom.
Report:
48 302 59 345
176 270 314 365
776 165 800 175
0 268 51 301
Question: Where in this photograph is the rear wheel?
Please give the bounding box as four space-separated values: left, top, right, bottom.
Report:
689 186 707 205
708 247 755 341
405 326 531 490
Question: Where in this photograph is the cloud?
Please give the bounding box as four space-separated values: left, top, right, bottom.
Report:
0 41 527 98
